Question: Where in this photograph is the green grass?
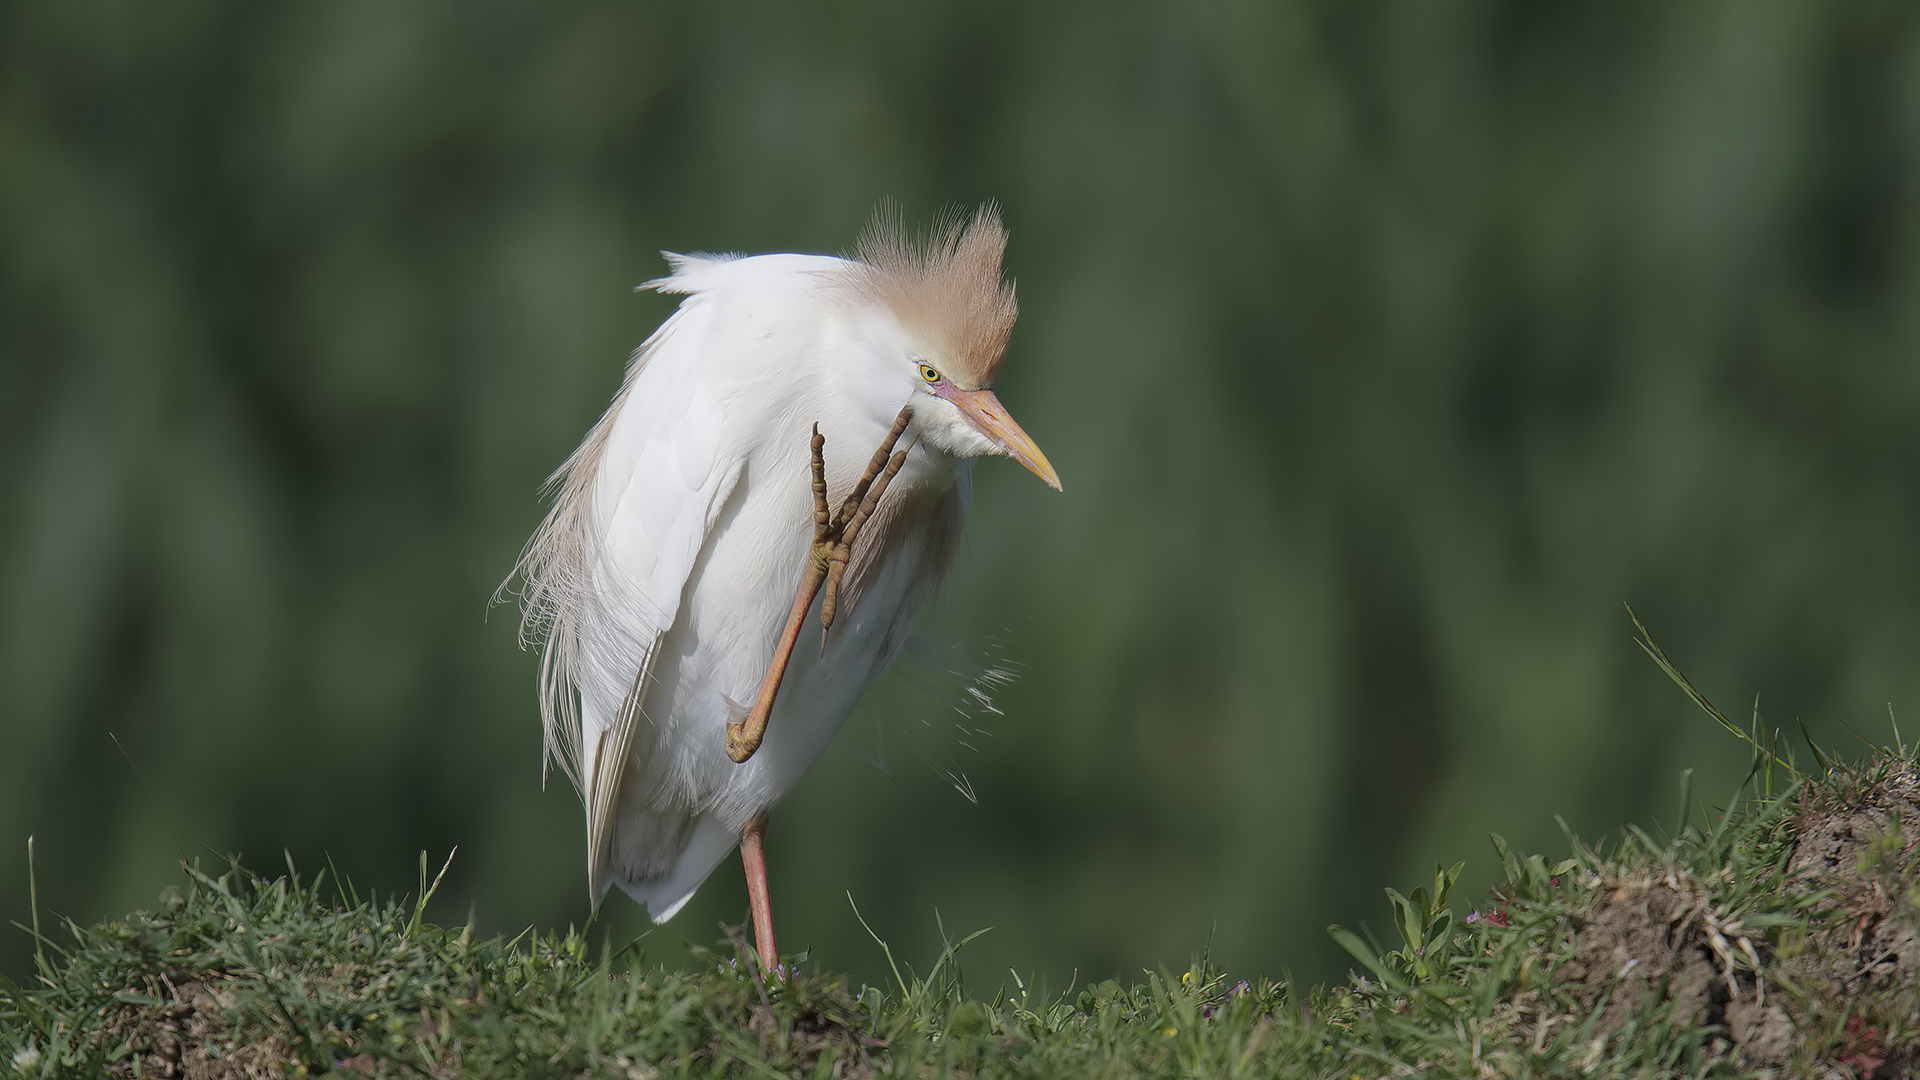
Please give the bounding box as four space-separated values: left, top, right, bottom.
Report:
6 635 1919 1077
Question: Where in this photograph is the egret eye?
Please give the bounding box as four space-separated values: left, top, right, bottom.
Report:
918 363 943 385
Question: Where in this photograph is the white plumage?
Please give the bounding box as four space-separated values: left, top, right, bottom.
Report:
509 209 1059 932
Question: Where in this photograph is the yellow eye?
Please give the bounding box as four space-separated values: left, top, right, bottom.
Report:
918 363 943 384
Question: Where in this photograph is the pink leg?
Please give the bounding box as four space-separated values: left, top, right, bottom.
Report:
740 814 778 970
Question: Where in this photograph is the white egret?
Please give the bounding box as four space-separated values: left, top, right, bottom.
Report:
509 206 1059 966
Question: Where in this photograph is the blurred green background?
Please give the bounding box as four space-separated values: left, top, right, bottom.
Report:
5 0 1920 989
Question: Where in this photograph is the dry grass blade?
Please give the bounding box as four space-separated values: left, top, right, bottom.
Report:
1626 603 1800 779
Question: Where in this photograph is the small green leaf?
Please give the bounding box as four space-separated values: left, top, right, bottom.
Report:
1799 720 1830 774
1490 833 1523 886
1327 925 1407 992
1385 889 1422 952
1433 862 1464 910
1525 854 1551 892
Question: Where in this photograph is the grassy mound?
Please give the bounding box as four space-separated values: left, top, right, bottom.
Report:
6 622 1919 1077
4 747 1915 1078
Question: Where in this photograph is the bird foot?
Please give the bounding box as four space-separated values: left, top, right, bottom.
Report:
817 405 916 637
724 406 914 764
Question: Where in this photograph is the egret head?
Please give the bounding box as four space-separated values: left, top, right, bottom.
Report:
852 206 1062 490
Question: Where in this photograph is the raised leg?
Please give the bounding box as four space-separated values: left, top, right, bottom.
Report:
739 814 778 969
725 406 915 764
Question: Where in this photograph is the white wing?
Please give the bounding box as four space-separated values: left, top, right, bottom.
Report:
508 255 744 897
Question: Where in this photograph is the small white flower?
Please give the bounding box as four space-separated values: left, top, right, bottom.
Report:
12 1046 43 1074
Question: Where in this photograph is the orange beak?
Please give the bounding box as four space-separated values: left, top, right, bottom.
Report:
942 386 1063 491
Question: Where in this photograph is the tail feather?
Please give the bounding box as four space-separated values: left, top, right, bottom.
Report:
608 814 742 923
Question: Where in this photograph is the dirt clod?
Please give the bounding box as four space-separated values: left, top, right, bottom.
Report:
102 979 288 1080
1561 875 1722 1033
1547 761 1920 1074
